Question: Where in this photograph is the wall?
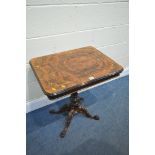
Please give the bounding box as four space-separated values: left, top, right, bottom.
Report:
26 0 129 103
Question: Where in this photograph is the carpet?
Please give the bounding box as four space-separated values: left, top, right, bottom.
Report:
27 75 129 155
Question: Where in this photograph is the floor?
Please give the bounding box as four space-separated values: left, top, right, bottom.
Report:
27 75 129 155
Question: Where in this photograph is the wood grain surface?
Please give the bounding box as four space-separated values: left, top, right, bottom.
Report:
30 46 123 98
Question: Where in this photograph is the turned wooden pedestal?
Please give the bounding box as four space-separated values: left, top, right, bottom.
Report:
49 92 99 138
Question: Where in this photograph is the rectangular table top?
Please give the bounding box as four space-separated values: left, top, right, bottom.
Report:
30 46 123 99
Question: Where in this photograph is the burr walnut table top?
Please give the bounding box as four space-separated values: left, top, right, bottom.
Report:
30 46 123 99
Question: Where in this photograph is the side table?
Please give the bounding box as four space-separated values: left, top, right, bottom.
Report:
30 46 123 138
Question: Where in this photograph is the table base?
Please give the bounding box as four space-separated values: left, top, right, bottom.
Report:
49 92 100 138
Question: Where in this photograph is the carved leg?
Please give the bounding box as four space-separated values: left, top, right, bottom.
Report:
49 104 70 114
60 109 75 138
78 105 100 120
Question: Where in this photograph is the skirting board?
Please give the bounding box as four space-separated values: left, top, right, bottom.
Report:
26 67 129 113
